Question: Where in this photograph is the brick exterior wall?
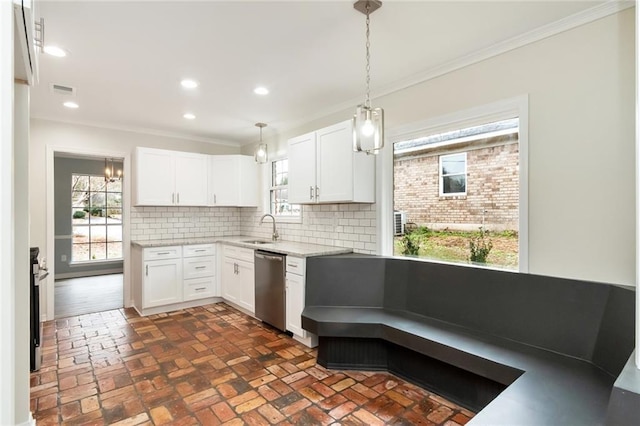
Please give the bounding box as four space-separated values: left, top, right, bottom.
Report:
394 141 519 231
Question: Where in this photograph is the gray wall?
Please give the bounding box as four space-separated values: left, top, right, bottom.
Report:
54 156 124 277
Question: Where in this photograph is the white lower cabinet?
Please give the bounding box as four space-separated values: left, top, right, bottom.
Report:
221 246 255 314
144 257 183 308
133 244 218 315
285 256 318 347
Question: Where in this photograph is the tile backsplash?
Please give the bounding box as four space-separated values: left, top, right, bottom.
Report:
130 206 241 241
130 203 377 254
241 204 377 254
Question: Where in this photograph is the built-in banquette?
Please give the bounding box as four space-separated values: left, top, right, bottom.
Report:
301 255 636 425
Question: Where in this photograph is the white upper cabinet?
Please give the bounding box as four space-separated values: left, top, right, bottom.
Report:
134 147 208 206
288 120 375 204
208 155 258 207
134 148 209 206
288 132 317 204
174 152 209 206
13 0 39 85
135 148 176 206
135 149 257 207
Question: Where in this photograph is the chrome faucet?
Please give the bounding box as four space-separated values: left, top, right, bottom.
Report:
259 214 279 241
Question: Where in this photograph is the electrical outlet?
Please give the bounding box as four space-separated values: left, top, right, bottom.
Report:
61 254 67 262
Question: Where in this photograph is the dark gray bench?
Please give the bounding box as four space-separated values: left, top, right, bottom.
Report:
301 255 636 425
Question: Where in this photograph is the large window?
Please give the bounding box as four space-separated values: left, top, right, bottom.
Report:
393 117 520 270
439 152 467 195
71 175 122 261
270 159 301 218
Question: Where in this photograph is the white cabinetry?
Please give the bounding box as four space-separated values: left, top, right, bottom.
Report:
132 244 218 315
208 155 258 206
13 0 39 85
183 244 216 301
285 256 317 347
288 120 375 204
134 147 208 206
141 246 183 308
221 246 255 314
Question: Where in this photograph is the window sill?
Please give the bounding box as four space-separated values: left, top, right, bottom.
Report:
439 194 467 200
69 259 123 267
269 215 303 224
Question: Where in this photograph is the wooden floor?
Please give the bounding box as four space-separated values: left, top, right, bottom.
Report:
54 274 123 319
31 303 474 425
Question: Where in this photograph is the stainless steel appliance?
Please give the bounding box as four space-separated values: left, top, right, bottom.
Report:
30 247 41 371
254 250 286 331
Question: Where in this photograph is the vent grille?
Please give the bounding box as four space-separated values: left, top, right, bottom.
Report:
50 83 76 96
394 212 406 236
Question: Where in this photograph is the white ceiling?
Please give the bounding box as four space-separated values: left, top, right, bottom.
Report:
31 0 607 146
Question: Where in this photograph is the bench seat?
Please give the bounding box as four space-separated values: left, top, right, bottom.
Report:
303 305 615 425
300 255 636 425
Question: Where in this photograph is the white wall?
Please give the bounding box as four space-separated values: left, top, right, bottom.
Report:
244 9 635 286
1 3 31 424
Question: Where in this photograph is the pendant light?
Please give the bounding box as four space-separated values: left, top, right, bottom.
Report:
254 122 268 164
353 0 384 154
104 158 122 183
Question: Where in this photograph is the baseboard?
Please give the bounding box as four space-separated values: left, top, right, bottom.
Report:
55 268 123 280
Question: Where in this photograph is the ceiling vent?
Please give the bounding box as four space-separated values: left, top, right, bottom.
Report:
50 83 76 96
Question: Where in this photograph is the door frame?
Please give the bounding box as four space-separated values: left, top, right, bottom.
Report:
45 145 131 320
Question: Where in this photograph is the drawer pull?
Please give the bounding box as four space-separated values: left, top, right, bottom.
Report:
287 264 297 268
195 287 206 291
195 249 206 252
195 266 206 270
157 251 171 255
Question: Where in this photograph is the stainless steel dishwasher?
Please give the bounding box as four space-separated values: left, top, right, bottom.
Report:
254 250 286 331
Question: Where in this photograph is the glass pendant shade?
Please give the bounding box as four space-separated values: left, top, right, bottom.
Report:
353 105 384 154
255 143 268 164
254 122 268 164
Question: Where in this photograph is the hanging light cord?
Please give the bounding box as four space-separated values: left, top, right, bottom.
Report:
364 2 371 109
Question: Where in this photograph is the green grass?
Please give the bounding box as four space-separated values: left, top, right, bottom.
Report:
394 229 518 270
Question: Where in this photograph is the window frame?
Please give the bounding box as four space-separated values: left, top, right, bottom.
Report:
439 152 467 196
71 173 123 263
263 156 302 224
380 95 529 272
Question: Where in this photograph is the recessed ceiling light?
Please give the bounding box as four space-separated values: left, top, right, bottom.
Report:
181 79 198 89
183 113 196 120
63 101 79 109
43 45 67 57
254 86 269 95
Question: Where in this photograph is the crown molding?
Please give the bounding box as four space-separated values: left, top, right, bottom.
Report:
30 115 242 147
283 0 634 136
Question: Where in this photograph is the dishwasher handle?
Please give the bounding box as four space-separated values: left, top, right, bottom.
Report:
255 252 284 262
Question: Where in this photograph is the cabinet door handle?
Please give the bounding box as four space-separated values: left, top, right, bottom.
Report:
145 265 148 276
172 193 175 204
177 193 180 204
316 186 319 199
214 194 217 204
310 186 314 200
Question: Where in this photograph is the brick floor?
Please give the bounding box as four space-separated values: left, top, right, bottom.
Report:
30 303 475 425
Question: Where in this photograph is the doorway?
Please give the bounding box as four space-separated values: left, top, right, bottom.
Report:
46 148 131 320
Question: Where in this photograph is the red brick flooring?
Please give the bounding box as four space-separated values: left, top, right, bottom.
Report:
30 303 475 425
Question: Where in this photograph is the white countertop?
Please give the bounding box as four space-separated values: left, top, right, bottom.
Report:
131 236 353 257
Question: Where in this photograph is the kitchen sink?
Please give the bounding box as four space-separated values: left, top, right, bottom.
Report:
242 240 271 245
